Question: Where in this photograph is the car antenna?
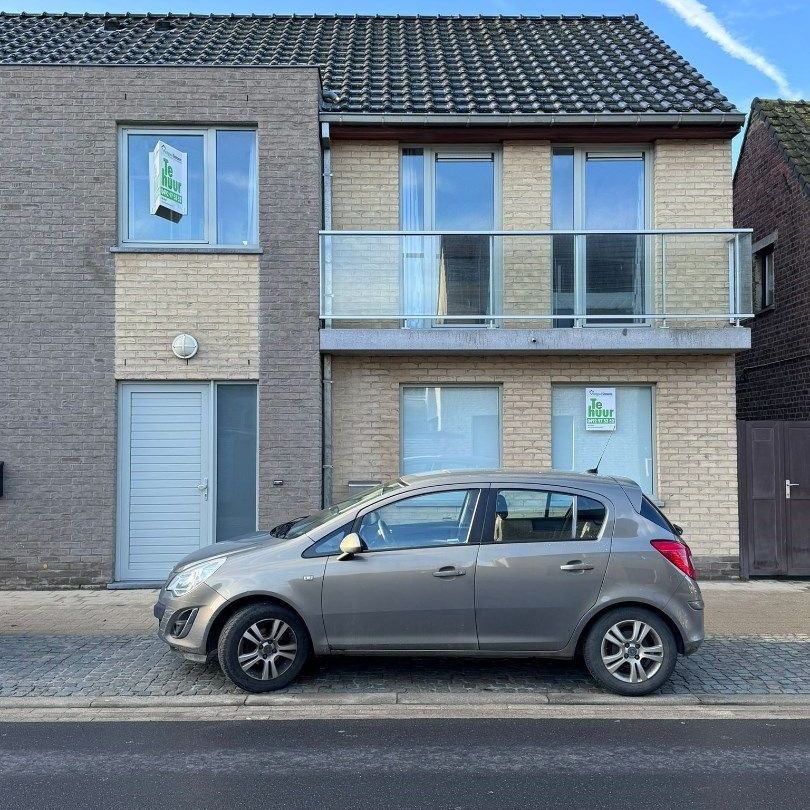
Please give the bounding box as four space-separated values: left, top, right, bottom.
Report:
586 430 615 475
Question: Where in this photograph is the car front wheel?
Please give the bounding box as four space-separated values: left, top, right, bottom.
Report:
217 603 311 693
583 607 678 696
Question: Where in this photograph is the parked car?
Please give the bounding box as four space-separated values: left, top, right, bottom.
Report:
154 471 703 696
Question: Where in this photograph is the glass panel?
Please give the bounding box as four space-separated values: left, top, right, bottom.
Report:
402 386 500 474
216 384 257 542
584 155 645 323
494 490 575 542
127 133 205 242
357 490 479 551
401 149 431 328
552 150 575 327
576 496 607 540
216 130 258 246
434 156 494 325
551 386 655 495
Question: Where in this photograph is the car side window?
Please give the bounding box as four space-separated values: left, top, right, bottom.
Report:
302 523 351 558
357 489 480 552
493 490 606 543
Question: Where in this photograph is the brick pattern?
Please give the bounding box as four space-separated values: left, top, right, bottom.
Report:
331 354 739 557
0 66 323 587
115 253 259 379
734 115 810 420
653 140 733 321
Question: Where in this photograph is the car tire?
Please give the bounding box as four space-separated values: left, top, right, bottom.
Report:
218 603 311 693
583 607 678 696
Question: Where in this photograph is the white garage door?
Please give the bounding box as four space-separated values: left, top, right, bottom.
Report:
117 384 211 582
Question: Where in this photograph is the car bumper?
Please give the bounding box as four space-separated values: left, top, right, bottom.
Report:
154 582 226 660
667 575 705 656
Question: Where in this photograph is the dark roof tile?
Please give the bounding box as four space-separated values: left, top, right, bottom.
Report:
0 13 740 117
751 98 810 195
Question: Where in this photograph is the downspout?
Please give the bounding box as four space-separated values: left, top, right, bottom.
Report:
321 122 333 507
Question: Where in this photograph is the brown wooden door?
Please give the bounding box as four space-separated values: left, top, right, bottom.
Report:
739 421 810 576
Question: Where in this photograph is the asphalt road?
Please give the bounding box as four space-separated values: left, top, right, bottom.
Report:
1 719 808 810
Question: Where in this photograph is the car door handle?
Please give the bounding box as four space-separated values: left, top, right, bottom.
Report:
560 561 594 572
432 566 466 578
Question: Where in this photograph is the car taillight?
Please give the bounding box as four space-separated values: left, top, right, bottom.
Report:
651 539 696 579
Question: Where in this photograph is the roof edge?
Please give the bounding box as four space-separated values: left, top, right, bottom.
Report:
320 112 746 127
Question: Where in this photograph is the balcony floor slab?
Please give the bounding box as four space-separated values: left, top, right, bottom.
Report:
320 327 751 355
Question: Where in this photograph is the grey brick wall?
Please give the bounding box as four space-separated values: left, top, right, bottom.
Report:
0 66 323 587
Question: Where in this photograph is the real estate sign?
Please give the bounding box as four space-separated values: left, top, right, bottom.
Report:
585 387 616 431
149 141 187 221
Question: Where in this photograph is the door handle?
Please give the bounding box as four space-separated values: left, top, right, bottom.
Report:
786 480 800 499
432 566 466 578
560 560 594 572
197 478 209 501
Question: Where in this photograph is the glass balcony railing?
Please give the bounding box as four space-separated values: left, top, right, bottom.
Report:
319 229 753 328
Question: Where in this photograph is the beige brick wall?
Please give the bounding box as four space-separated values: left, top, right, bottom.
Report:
115 253 259 379
502 141 552 325
331 354 738 557
653 139 733 320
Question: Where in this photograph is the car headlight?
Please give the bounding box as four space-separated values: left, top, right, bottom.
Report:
166 558 226 597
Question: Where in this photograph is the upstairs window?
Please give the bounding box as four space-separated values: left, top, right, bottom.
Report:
757 246 775 310
120 127 258 247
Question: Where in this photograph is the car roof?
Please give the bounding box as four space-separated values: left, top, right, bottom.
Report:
400 468 637 491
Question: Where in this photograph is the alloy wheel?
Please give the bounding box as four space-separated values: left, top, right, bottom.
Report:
237 619 298 681
600 620 664 684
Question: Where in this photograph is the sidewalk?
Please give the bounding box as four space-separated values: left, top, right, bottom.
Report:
0 582 807 707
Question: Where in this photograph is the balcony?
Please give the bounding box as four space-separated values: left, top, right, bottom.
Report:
319 229 753 355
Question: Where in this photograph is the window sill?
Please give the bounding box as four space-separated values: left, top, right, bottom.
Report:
110 246 263 255
754 304 776 318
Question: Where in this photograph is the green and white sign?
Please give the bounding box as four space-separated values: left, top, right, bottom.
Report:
149 140 187 221
585 387 616 431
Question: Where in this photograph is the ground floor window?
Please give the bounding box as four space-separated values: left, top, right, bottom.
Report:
215 383 258 542
551 385 655 495
401 385 500 474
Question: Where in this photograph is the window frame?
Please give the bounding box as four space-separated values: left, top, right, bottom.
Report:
758 246 775 311
399 383 503 475
350 486 488 553
551 383 658 497
118 125 259 248
551 144 653 327
481 486 610 544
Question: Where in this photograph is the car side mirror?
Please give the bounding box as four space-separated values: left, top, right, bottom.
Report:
337 532 363 561
672 523 684 537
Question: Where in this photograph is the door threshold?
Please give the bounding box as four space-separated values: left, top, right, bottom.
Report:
107 581 163 591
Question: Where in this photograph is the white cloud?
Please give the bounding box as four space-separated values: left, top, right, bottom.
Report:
657 0 799 98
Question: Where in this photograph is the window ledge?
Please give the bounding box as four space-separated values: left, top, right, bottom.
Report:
110 246 263 255
754 304 776 318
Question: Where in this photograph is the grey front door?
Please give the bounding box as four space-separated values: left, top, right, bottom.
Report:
475 487 612 651
738 421 810 576
321 489 482 650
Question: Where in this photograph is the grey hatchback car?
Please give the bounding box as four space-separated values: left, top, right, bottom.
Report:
154 471 703 696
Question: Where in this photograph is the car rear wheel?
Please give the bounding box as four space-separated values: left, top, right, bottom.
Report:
218 603 311 693
583 607 678 696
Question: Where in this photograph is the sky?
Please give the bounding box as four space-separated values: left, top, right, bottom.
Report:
3 1 808 161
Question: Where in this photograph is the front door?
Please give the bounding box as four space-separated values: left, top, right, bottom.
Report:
321 488 483 650
475 487 612 651
738 421 810 576
117 383 210 581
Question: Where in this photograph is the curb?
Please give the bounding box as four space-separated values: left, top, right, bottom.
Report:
1 692 809 710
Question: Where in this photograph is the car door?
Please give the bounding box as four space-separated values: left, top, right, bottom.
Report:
475 486 612 651
321 487 484 650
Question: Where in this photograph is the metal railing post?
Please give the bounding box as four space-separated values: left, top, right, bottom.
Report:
660 234 668 328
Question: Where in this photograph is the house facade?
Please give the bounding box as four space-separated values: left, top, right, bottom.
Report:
0 13 751 587
734 98 810 577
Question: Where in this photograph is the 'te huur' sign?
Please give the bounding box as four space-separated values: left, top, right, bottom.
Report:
585 387 616 431
149 140 187 222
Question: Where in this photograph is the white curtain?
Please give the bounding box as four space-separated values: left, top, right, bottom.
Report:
401 149 437 329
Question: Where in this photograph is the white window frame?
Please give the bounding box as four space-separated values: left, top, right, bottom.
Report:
551 145 653 326
399 383 503 474
118 126 258 248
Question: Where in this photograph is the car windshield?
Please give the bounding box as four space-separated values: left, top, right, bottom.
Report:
283 480 407 540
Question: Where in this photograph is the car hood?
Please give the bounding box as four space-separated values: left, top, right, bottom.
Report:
171 531 287 573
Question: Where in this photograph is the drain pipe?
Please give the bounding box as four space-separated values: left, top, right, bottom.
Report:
321 122 333 507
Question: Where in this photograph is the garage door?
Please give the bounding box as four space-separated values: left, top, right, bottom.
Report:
117 384 211 582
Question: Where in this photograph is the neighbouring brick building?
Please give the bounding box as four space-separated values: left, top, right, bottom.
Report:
0 13 752 586
733 98 810 578
734 99 810 419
